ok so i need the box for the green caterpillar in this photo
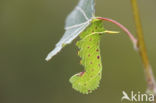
[46,0,134,95]
[69,19,105,94]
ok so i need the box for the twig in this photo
[130,0,156,101]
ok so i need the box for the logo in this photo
[121,91,154,102]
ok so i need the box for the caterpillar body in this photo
[69,19,105,94]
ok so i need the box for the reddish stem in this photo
[96,17,137,46]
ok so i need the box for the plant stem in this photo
[130,0,156,98]
[96,17,137,46]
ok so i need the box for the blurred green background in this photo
[0,0,156,103]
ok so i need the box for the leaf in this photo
[46,0,95,61]
[69,19,105,94]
